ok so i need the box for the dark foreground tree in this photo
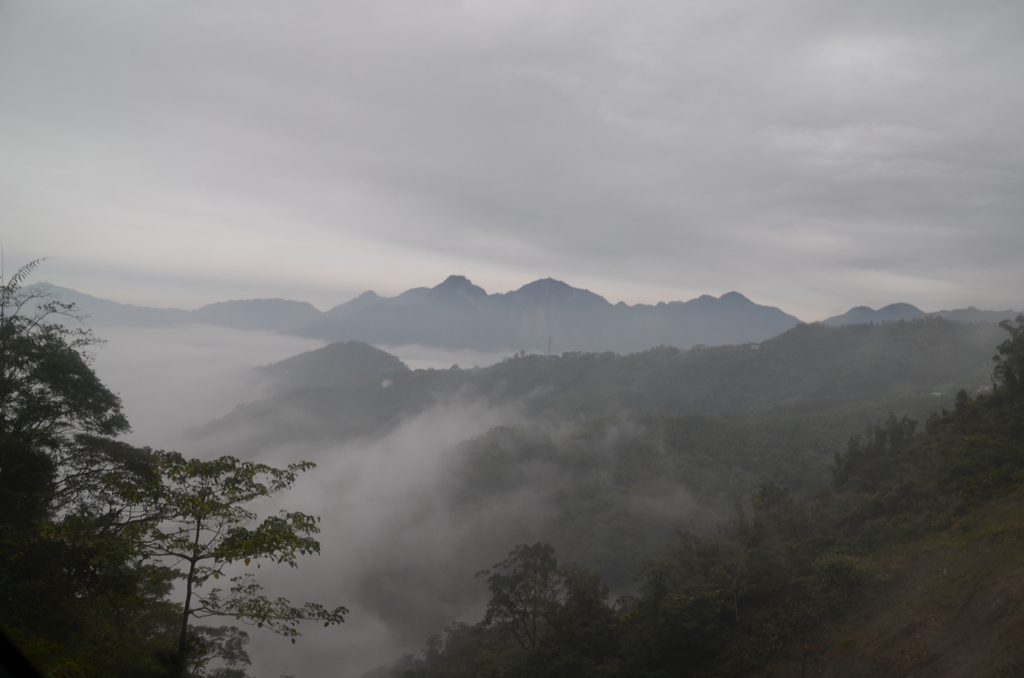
[0,261,178,675]
[1,263,347,676]
[0,259,130,528]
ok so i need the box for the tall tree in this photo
[0,260,130,525]
[994,314,1024,399]
[479,543,564,651]
[0,261,178,676]
[110,451,348,659]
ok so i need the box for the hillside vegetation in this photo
[369,315,1024,678]
[201,318,1002,446]
[748,489,1024,677]
[191,318,1007,596]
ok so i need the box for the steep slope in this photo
[748,490,1024,678]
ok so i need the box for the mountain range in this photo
[295,275,804,353]
[27,277,1017,354]
[822,302,1017,326]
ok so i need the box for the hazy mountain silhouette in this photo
[822,303,926,326]
[299,275,803,352]
[31,280,1017,353]
[823,303,1018,326]
[27,283,322,333]
[26,284,192,327]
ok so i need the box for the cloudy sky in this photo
[1,0,1022,321]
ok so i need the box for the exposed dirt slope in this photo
[749,490,1024,678]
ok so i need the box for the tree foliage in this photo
[0,261,173,676]
[479,543,563,651]
[0,260,131,524]
[110,451,349,656]
[0,264,346,677]
[993,314,1024,399]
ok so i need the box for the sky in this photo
[1,0,1022,321]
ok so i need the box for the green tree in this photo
[110,451,348,660]
[0,262,344,676]
[0,261,180,676]
[528,562,619,678]
[993,314,1024,399]
[478,543,563,651]
[0,259,130,526]
[185,625,252,678]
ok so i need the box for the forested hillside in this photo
[199,318,1002,448]
[186,319,1006,594]
[370,315,1024,678]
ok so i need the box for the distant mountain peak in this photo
[823,303,926,326]
[879,302,924,313]
[522,277,571,289]
[512,278,609,306]
[515,278,565,295]
[439,274,472,286]
[824,302,1016,327]
[430,275,487,299]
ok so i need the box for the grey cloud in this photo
[1,0,1022,318]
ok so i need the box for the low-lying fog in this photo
[89,325,539,677]
[90,327,514,450]
[91,325,325,451]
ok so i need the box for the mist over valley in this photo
[64,284,1016,677]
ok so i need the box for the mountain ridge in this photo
[823,302,1018,326]
[295,275,803,352]
[27,280,1017,354]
